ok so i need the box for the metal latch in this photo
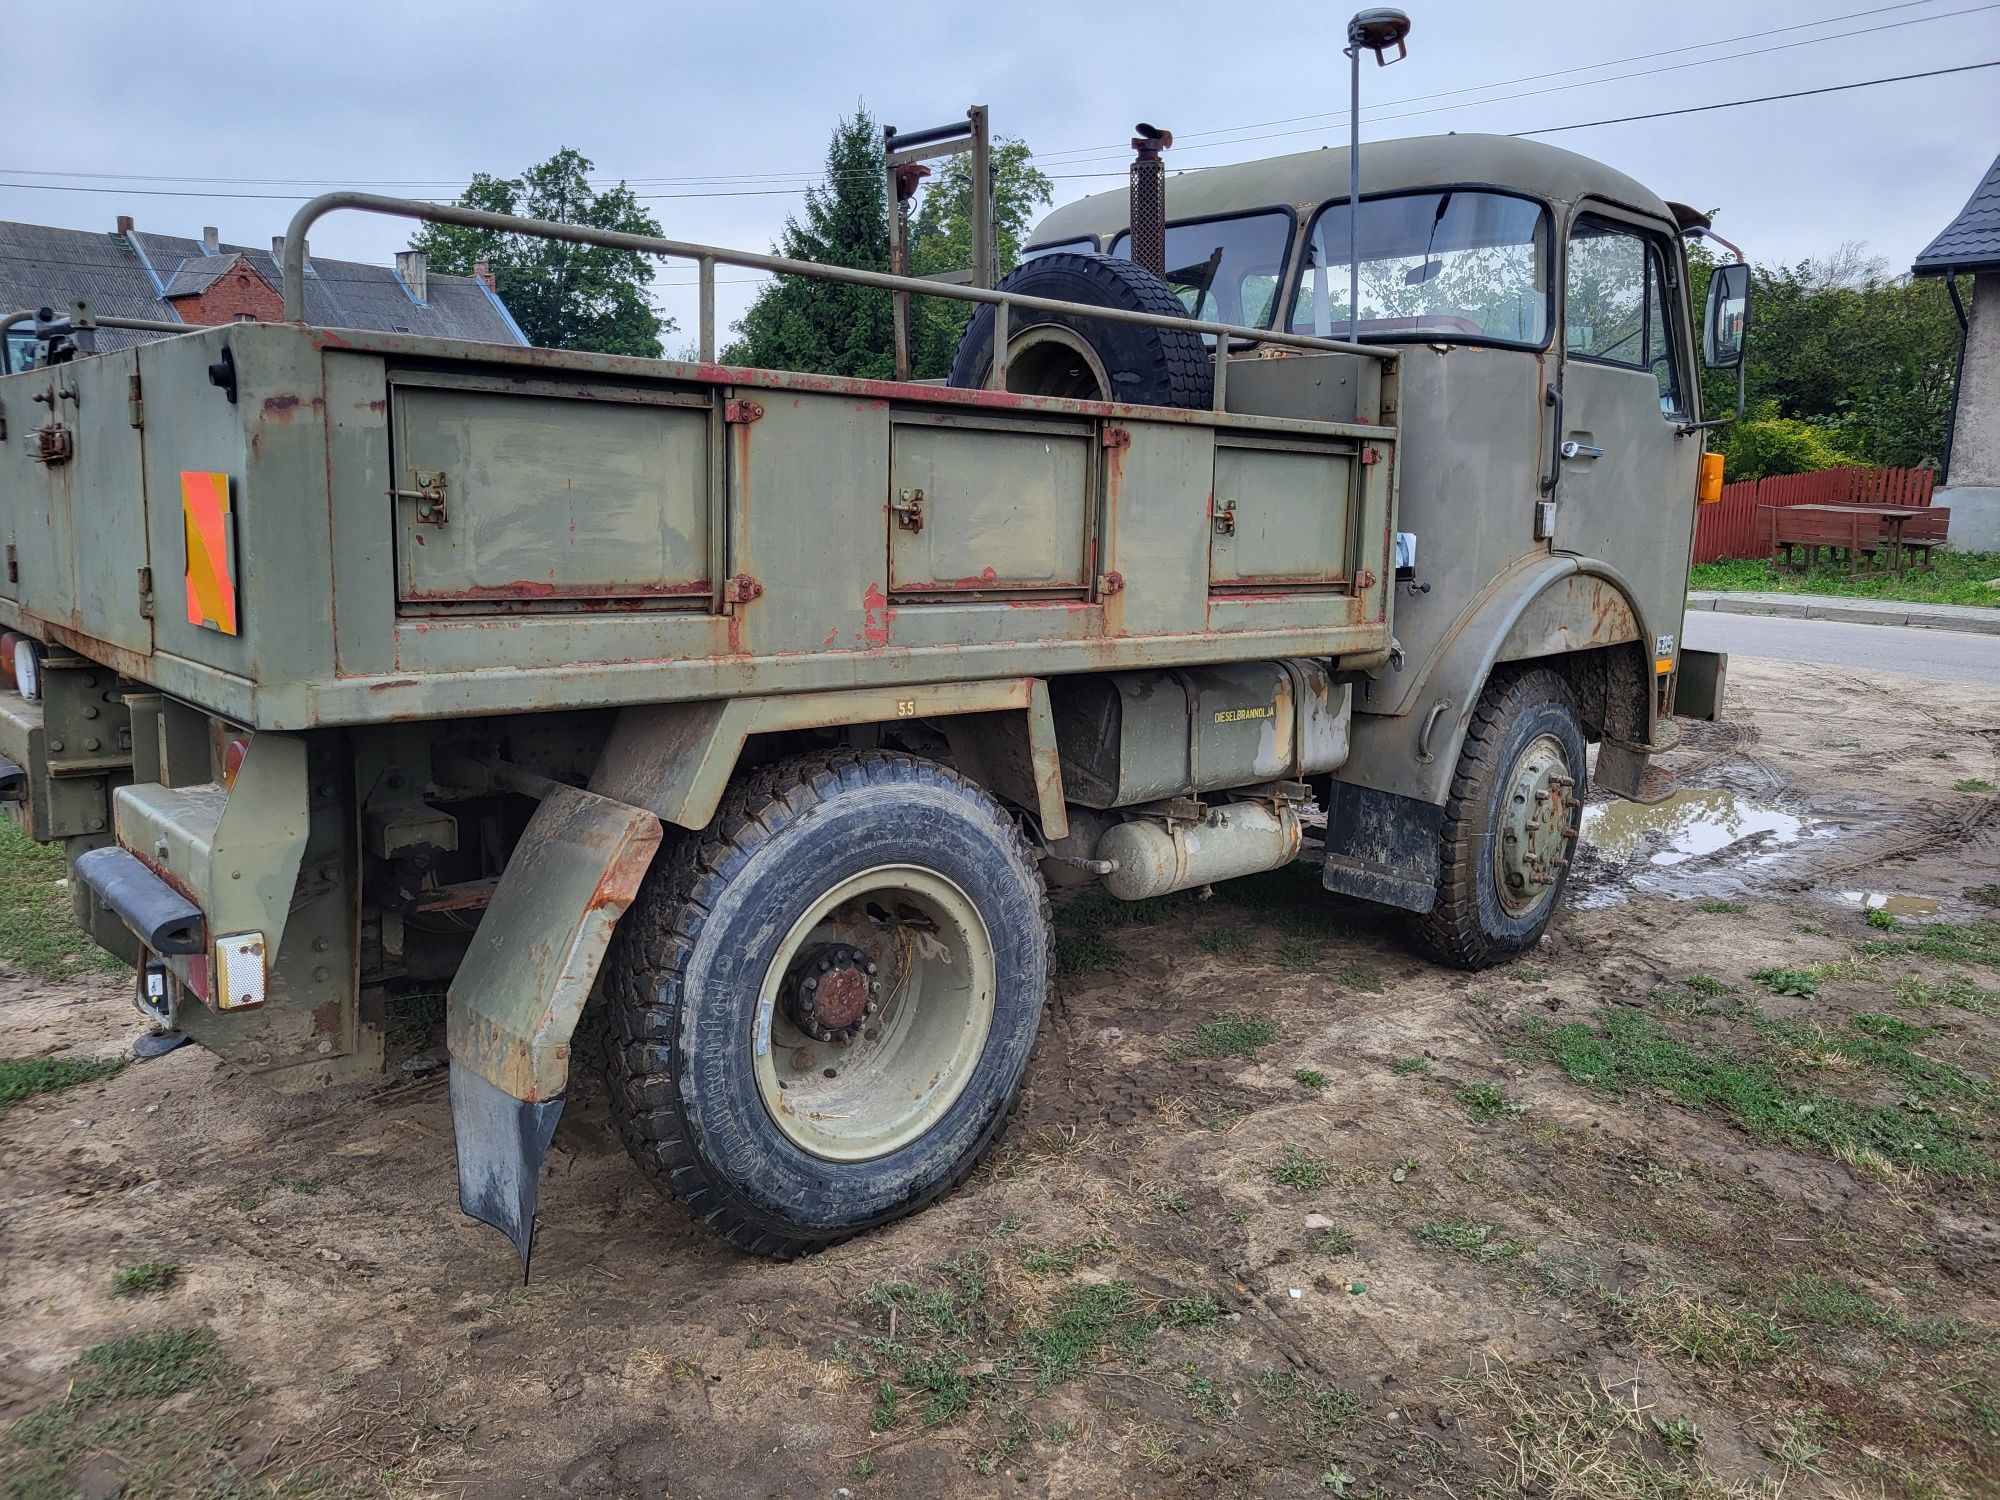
[724,398,764,424]
[28,422,72,466]
[891,487,925,532]
[1101,426,1131,450]
[391,470,449,525]
[1213,499,1236,536]
[723,573,763,604]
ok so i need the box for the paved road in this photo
[1682,610,2000,687]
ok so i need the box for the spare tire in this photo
[948,251,1213,409]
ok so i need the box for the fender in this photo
[1342,553,1656,808]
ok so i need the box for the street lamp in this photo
[1344,8,1412,342]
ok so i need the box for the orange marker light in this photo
[221,736,249,789]
[1697,451,1725,504]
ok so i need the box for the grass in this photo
[0,1053,126,1108]
[1954,778,1996,793]
[1751,966,1817,997]
[1688,550,2000,609]
[1521,1009,1988,1178]
[1391,1056,1432,1076]
[1897,972,1998,1017]
[1197,928,1254,957]
[1455,1083,1523,1123]
[1052,888,1184,976]
[1695,899,1748,915]
[1293,1068,1328,1091]
[1173,1012,1280,1061]
[6,1326,248,1497]
[112,1262,179,1297]
[1967,883,2000,908]
[1253,1368,1366,1455]
[1311,1226,1358,1256]
[1271,1146,1334,1190]
[848,1253,1190,1436]
[1445,1362,1761,1497]
[1611,1277,1795,1371]
[1419,1218,1524,1263]
[1275,935,1325,970]
[1862,918,2000,968]
[0,819,127,980]
[1777,1271,1890,1331]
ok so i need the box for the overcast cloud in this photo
[6,0,1997,342]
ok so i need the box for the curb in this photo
[1686,592,2000,636]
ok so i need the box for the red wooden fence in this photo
[1692,465,1935,565]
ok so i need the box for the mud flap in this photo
[445,784,661,1271]
[1320,781,1442,913]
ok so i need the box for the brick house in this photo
[1,215,527,368]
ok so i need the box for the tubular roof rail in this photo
[1,303,199,374]
[278,192,1391,410]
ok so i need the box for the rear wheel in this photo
[1410,669,1586,970]
[601,750,1051,1257]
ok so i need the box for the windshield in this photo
[1110,211,1293,327]
[1288,191,1550,345]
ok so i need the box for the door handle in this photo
[1560,440,1605,460]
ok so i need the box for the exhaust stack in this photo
[1128,124,1172,278]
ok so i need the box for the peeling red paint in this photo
[861,583,892,648]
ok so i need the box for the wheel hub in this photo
[784,942,880,1043]
[1497,735,1576,913]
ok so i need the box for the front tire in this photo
[601,751,1051,1257]
[1409,669,1586,970]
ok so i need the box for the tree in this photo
[723,109,896,378]
[906,139,1052,376]
[411,149,670,357]
[724,109,1052,379]
[1685,236,1959,473]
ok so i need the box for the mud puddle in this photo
[1571,785,1834,907]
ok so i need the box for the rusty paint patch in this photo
[860,583,892,649]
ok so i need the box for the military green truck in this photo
[0,131,1745,1265]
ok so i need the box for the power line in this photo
[1032,0,2000,166]
[1512,58,2000,135]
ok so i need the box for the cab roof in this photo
[1028,133,1675,246]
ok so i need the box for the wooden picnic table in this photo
[1759,502,1951,578]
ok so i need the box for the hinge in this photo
[1097,570,1124,596]
[5,545,16,585]
[137,566,155,618]
[723,573,762,604]
[1360,446,1381,466]
[724,398,764,425]
[1212,499,1236,537]
[127,372,144,429]
[0,397,7,442]
[1354,570,1376,589]
[1101,426,1130,450]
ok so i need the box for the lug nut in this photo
[804,976,817,990]
[865,961,878,975]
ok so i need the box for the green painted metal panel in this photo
[1210,440,1354,586]
[69,347,153,656]
[888,417,1092,595]
[391,383,712,604]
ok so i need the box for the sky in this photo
[5,0,1998,346]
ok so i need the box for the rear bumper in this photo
[72,845,205,955]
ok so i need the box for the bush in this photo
[1717,405,1854,480]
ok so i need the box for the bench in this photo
[1759,503,1950,578]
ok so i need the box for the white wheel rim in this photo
[751,864,996,1162]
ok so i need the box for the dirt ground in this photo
[2,657,1997,1499]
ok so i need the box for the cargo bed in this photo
[0,322,1398,731]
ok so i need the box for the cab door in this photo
[1551,207,1701,650]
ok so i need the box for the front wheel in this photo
[1409,669,1586,970]
[600,751,1051,1257]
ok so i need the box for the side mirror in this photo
[1702,262,1750,369]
